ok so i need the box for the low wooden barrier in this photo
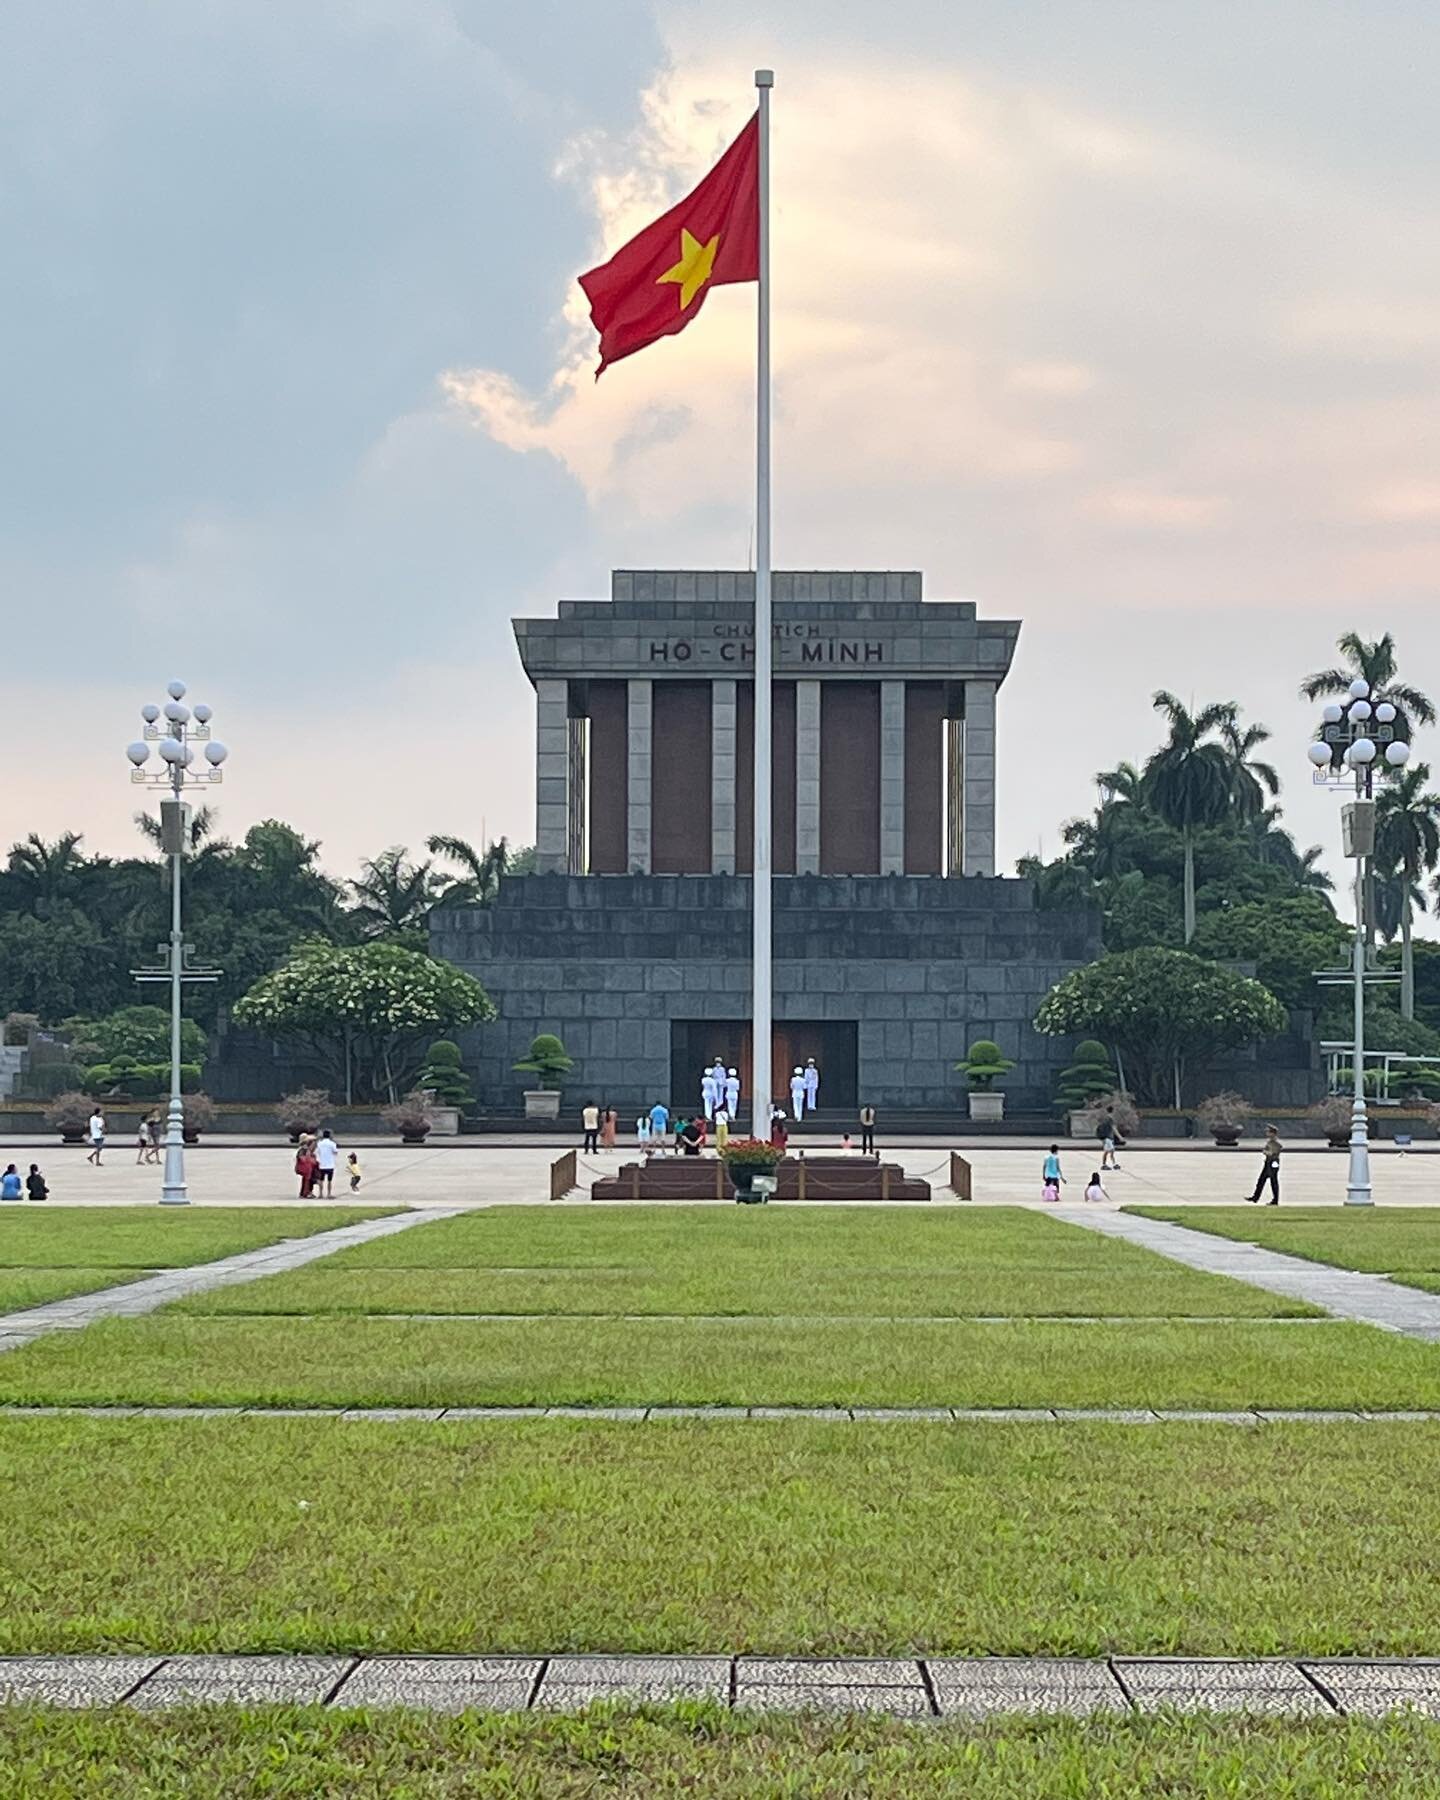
[549,1150,578,1201]
[589,1154,929,1203]
[949,1152,973,1201]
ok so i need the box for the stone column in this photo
[534,678,570,875]
[795,679,822,875]
[711,678,737,874]
[946,717,963,877]
[626,678,653,874]
[566,715,586,875]
[880,680,906,875]
[962,678,997,876]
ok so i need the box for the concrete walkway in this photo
[0,1209,465,1354]
[1056,1207,1440,1342]
[4,1652,1440,1716]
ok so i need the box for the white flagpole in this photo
[751,67,774,1133]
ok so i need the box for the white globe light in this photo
[192,703,213,724]
[158,737,184,764]
[125,741,150,767]
[1376,702,1397,723]
[163,700,190,723]
[1348,700,1372,722]
[1306,742,1332,767]
[1386,741,1411,767]
[1321,703,1343,724]
[1351,737,1377,764]
[141,703,161,724]
[178,743,194,766]
[167,680,187,700]
[1349,678,1370,698]
[204,741,228,766]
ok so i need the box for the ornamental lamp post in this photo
[1307,680,1411,1207]
[126,683,227,1204]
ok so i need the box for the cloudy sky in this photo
[7,0,1440,893]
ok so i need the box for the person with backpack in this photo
[1096,1106,1122,1171]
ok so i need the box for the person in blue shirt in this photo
[0,1164,23,1202]
[648,1101,670,1145]
[1041,1144,1064,1201]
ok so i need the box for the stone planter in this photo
[58,1128,86,1145]
[728,1164,778,1204]
[967,1092,1006,1123]
[183,1129,200,1146]
[430,1106,461,1137]
[523,1089,562,1120]
[1210,1127,1242,1147]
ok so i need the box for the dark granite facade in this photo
[431,874,1103,1115]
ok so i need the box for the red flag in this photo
[579,115,759,375]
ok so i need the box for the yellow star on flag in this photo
[657,227,720,310]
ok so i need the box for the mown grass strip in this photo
[0,1316,1431,1410]
[0,1268,150,1313]
[1123,1206,1440,1275]
[5,1419,1440,1656]
[0,1207,402,1271]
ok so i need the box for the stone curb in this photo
[6,1654,1440,1715]
[1,1404,1437,1423]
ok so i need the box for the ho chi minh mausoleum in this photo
[431,570,1101,1122]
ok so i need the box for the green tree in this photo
[1375,762,1440,1020]
[1142,693,1236,944]
[234,942,494,1103]
[1301,631,1437,737]
[349,847,442,947]
[133,804,223,855]
[65,1004,207,1068]
[1221,714,1280,822]
[1190,895,1349,1010]
[1035,948,1287,1108]
[426,835,515,907]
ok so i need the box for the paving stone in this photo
[1154,1410,1263,1424]
[951,1408,1056,1422]
[333,1658,539,1712]
[1361,1411,1440,1422]
[536,1656,729,1706]
[736,1683,932,1716]
[1052,1409,1159,1423]
[242,1407,344,1418]
[1253,1411,1363,1423]
[440,1407,546,1419]
[130,1656,354,1707]
[544,1407,646,1420]
[0,1657,162,1707]
[739,1658,923,1688]
[748,1407,851,1421]
[644,1407,750,1420]
[1304,1663,1440,1716]
[932,1682,1129,1717]
[1117,1660,1331,1714]
[340,1409,446,1422]
[850,1408,952,1421]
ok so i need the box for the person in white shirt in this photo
[85,1110,106,1166]
[314,1129,339,1196]
[724,1067,740,1119]
[803,1059,820,1113]
[700,1068,718,1120]
[789,1067,807,1120]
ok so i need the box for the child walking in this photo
[1041,1143,1064,1202]
[346,1152,363,1193]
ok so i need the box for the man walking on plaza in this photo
[85,1108,105,1166]
[1097,1106,1121,1171]
[581,1101,600,1155]
[1247,1126,1282,1205]
[314,1128,339,1197]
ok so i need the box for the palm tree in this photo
[1301,631,1436,736]
[5,832,88,905]
[425,834,513,907]
[1221,714,1280,822]
[133,804,221,855]
[1375,762,1440,1018]
[1142,693,1236,943]
[349,846,442,941]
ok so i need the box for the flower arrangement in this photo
[718,1137,784,1168]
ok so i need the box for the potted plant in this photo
[417,1039,472,1136]
[44,1089,96,1145]
[719,1136,784,1204]
[1309,1094,1359,1148]
[275,1088,331,1144]
[383,1088,435,1145]
[1056,1039,1118,1117]
[513,1033,573,1120]
[1194,1090,1253,1148]
[182,1092,217,1145]
[955,1039,1015,1122]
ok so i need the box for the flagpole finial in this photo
[755,68,774,87]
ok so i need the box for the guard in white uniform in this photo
[803,1058,820,1113]
[724,1067,740,1118]
[789,1066,807,1120]
[700,1068,718,1120]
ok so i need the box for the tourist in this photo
[859,1103,876,1155]
[724,1067,740,1118]
[581,1101,600,1155]
[134,1117,150,1165]
[1097,1106,1121,1171]
[714,1110,730,1150]
[0,1164,21,1201]
[789,1066,807,1120]
[637,1112,652,1155]
[700,1065,719,1120]
[1247,1126,1282,1205]
[648,1099,669,1146]
[679,1115,703,1156]
[25,1163,48,1202]
[85,1107,105,1166]
[346,1151,363,1193]
[601,1106,618,1152]
[1041,1143,1064,1201]
[1083,1170,1108,1203]
[294,1134,319,1199]
[314,1128,339,1197]
[803,1058,820,1114]
[769,1107,789,1151]
[144,1110,163,1164]
[841,1131,853,1153]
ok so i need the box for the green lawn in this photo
[0,1268,147,1312]
[0,1314,1433,1408]
[5,1418,1440,1655]
[0,1206,400,1269]
[4,1710,1440,1800]
[165,1264,1318,1319]
[1127,1207,1440,1295]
